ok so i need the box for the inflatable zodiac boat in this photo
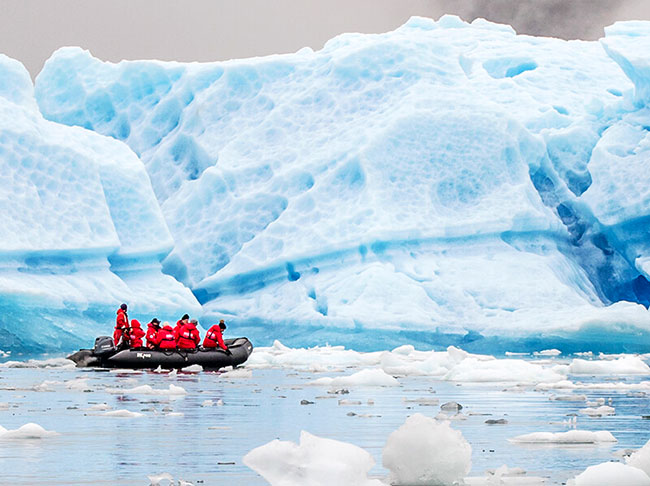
[67,336,253,370]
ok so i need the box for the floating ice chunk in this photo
[0,423,58,439]
[165,412,184,417]
[102,409,143,418]
[444,357,565,383]
[0,358,74,369]
[628,439,650,476]
[568,461,650,486]
[580,405,615,416]
[310,369,399,387]
[550,394,587,401]
[147,472,174,486]
[103,409,144,418]
[201,400,214,407]
[568,356,650,375]
[106,384,187,395]
[220,368,253,379]
[65,378,90,391]
[534,349,561,357]
[243,430,383,486]
[382,413,471,485]
[87,403,111,411]
[510,430,617,444]
[181,364,203,373]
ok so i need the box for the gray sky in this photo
[2,0,649,77]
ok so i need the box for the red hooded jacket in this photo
[203,325,228,351]
[156,325,177,350]
[129,320,145,348]
[146,322,160,349]
[173,319,187,342]
[177,322,201,349]
[114,308,129,344]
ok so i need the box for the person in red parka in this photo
[114,303,129,347]
[145,318,161,349]
[203,319,229,352]
[129,319,146,349]
[177,318,201,350]
[174,314,190,342]
[156,322,177,350]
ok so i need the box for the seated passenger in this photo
[174,314,190,341]
[177,318,201,350]
[129,319,145,349]
[156,322,177,350]
[146,318,161,349]
[203,319,229,352]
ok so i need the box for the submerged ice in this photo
[4,15,650,351]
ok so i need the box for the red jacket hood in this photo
[131,319,141,328]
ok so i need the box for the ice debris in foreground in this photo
[568,462,650,486]
[244,413,471,486]
[243,430,383,486]
[383,413,471,485]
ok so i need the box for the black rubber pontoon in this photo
[67,337,253,370]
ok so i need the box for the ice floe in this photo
[103,409,144,418]
[383,413,471,485]
[105,384,187,395]
[568,462,650,485]
[243,430,383,486]
[510,430,617,444]
[0,423,58,439]
[310,369,399,387]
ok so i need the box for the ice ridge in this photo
[12,15,650,351]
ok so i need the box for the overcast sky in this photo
[2,0,649,77]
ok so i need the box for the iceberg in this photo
[3,15,650,352]
[0,54,199,353]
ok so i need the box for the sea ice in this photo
[628,439,650,476]
[0,422,58,439]
[382,413,471,485]
[102,409,144,418]
[243,430,383,486]
[509,430,617,444]
[568,462,650,486]
[310,368,399,387]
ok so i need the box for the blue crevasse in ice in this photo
[14,15,650,351]
[0,55,199,353]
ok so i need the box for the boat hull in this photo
[67,337,253,370]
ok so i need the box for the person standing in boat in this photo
[155,322,178,350]
[129,319,145,349]
[177,318,201,350]
[145,318,161,349]
[174,314,190,342]
[114,303,129,347]
[203,319,229,353]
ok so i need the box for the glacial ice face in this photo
[30,16,650,350]
[0,56,199,353]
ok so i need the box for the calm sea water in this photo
[1,359,649,485]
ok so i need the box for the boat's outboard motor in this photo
[93,336,116,356]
